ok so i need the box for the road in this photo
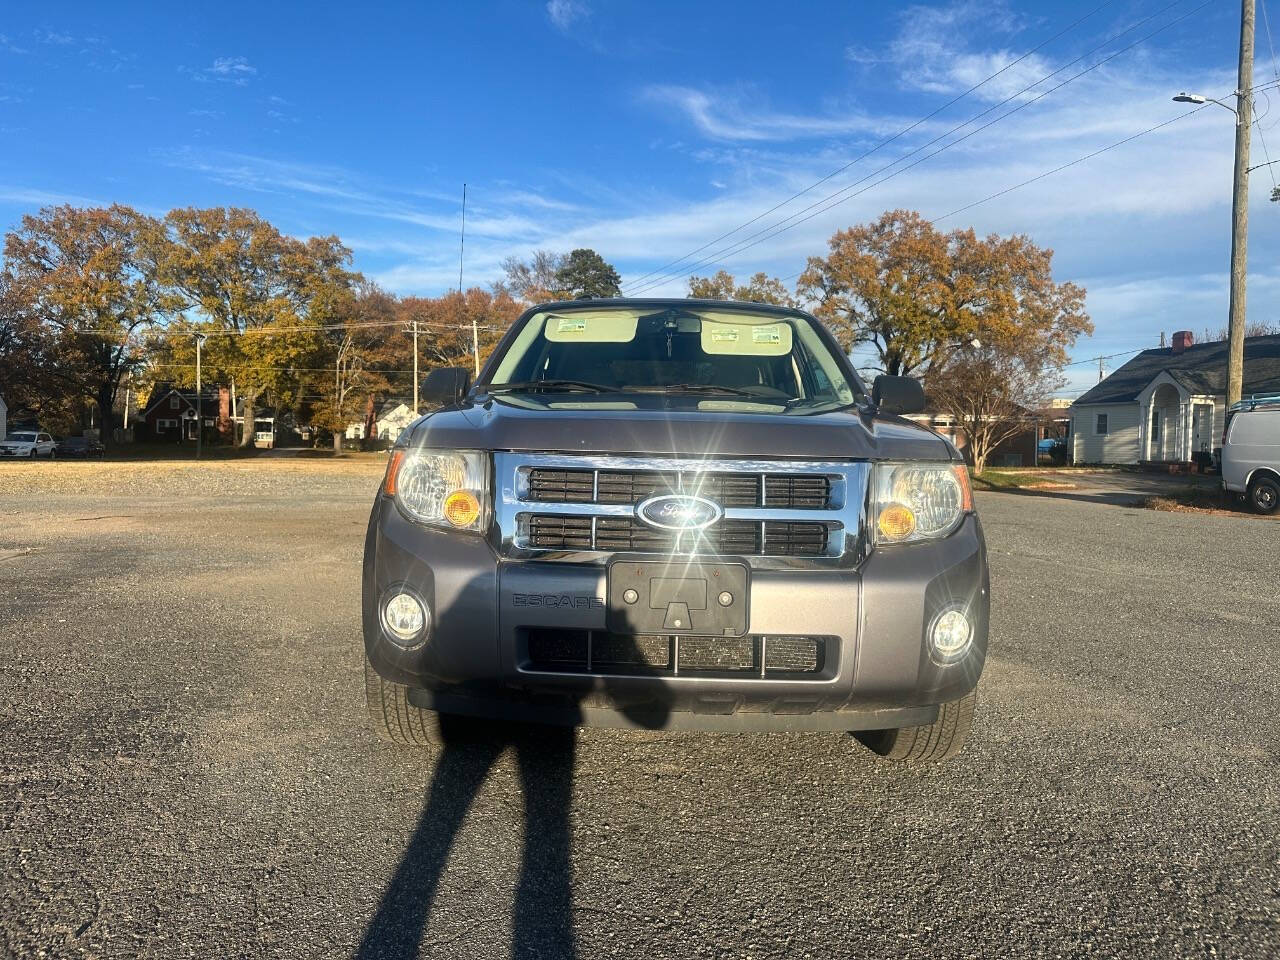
[1,461,1277,959]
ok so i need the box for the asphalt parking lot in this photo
[1,461,1277,959]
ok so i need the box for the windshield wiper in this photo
[483,379,612,394]
[625,383,758,398]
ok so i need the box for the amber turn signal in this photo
[951,463,974,512]
[442,490,481,527]
[877,503,917,541]
[383,450,405,497]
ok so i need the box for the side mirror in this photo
[421,367,471,407]
[872,375,926,416]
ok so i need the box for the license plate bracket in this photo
[607,559,749,636]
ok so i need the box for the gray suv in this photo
[362,300,989,763]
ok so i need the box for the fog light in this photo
[381,591,429,646]
[929,608,972,663]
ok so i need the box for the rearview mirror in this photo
[421,367,471,407]
[872,375,926,416]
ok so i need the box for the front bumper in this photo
[362,497,989,732]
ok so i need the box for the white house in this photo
[375,400,418,444]
[1070,331,1280,464]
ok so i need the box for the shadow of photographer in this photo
[356,688,671,960]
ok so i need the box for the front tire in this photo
[853,689,977,763]
[363,658,445,747]
[1248,475,1279,515]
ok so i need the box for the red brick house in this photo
[140,384,231,442]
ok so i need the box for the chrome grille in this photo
[498,454,867,564]
[526,467,826,508]
[525,514,830,556]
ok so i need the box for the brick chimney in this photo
[217,386,233,440]
[1171,330,1194,354]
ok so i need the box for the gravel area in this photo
[0,457,388,499]
[1,464,1276,959]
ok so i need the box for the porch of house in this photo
[1136,376,1218,466]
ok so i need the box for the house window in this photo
[169,395,180,410]
[1095,414,1109,435]
[1150,408,1160,443]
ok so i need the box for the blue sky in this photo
[0,0,1274,395]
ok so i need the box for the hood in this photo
[406,397,953,461]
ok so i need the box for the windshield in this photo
[9,433,35,442]
[483,306,862,414]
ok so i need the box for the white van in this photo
[1222,395,1280,514]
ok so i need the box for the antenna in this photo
[459,183,478,377]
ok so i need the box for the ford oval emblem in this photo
[635,494,723,531]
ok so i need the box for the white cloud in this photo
[0,185,98,207]
[546,0,590,32]
[844,0,1061,104]
[643,85,889,142]
[187,56,257,86]
[150,12,1280,382]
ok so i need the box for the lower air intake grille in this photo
[524,630,828,677]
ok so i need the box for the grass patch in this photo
[292,448,390,461]
[971,470,1078,492]
[104,443,264,461]
[1140,486,1243,515]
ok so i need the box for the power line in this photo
[1260,0,1280,186]
[1063,347,1146,368]
[621,0,1117,291]
[764,82,1264,288]
[147,362,421,374]
[627,0,1211,295]
[930,105,1208,223]
[61,320,502,344]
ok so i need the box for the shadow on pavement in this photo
[977,471,1225,508]
[357,696,671,960]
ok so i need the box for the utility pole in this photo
[412,316,420,415]
[195,334,206,460]
[1098,357,1104,383]
[1228,0,1255,408]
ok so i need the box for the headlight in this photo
[385,448,490,533]
[870,461,972,545]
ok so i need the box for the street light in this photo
[1171,0,1254,408]
[1172,91,1240,121]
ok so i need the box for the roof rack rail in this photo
[1229,392,1280,412]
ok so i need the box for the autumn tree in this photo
[498,250,563,302]
[0,271,56,420]
[688,270,796,306]
[307,281,400,452]
[2,205,167,449]
[401,287,523,375]
[798,210,955,374]
[155,208,358,446]
[926,231,1090,472]
[553,248,621,299]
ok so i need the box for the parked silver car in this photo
[0,430,57,459]
[1221,395,1280,514]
